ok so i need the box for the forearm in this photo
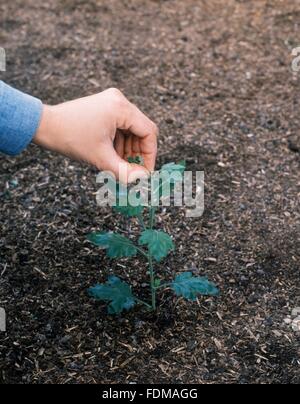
[0,81,43,155]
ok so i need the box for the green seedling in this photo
[87,160,219,314]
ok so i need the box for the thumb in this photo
[100,144,149,184]
[127,163,150,184]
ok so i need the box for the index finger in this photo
[120,103,158,172]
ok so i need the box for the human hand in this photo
[34,88,158,183]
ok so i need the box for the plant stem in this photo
[148,255,156,311]
[137,214,146,231]
[149,207,157,229]
[154,282,171,290]
[134,297,152,310]
[136,247,149,259]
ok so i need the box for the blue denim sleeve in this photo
[0,81,43,156]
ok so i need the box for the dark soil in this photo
[0,0,300,384]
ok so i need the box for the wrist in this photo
[33,104,58,150]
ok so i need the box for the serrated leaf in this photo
[153,161,186,200]
[139,230,175,262]
[171,272,219,301]
[88,276,136,314]
[87,232,137,258]
[114,204,144,218]
[113,183,144,218]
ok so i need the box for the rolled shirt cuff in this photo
[0,81,43,155]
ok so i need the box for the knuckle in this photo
[107,87,124,100]
[107,88,129,111]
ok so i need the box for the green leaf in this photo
[88,276,136,314]
[114,183,144,218]
[171,272,219,301]
[154,161,186,200]
[139,230,175,262]
[114,204,144,218]
[87,232,138,258]
[128,156,144,165]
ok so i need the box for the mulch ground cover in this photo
[0,0,299,384]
